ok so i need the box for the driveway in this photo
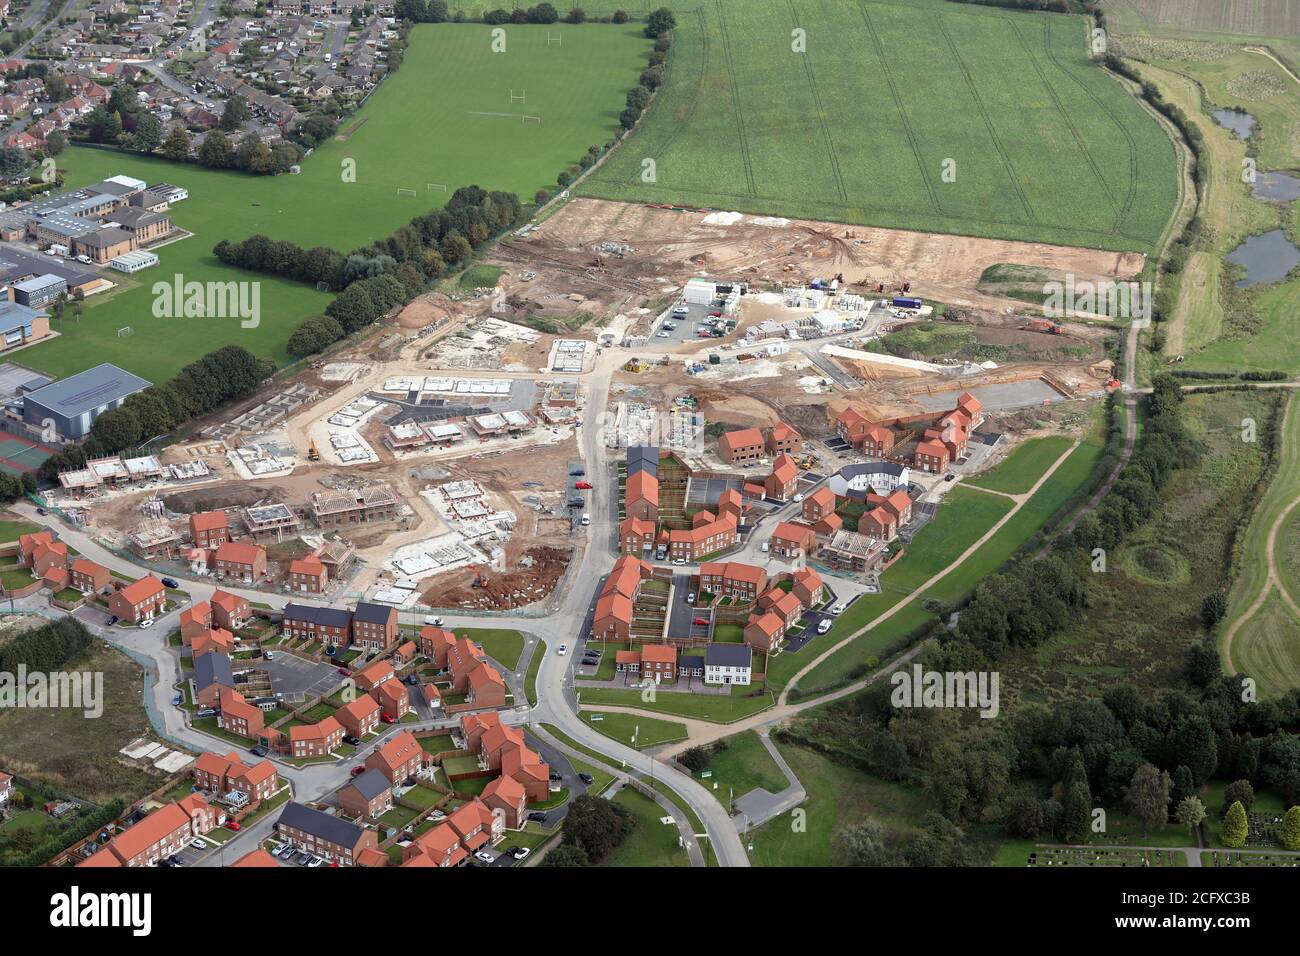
[258,654,341,702]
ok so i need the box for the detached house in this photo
[718,427,764,464]
[288,715,344,759]
[69,558,110,594]
[764,453,799,502]
[288,554,328,593]
[365,730,424,785]
[189,510,229,548]
[211,589,250,631]
[213,541,267,582]
[338,768,393,821]
[108,575,166,623]
[335,693,381,739]
[769,521,817,559]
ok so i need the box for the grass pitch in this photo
[578,0,1178,252]
[19,23,646,382]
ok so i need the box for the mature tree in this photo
[1221,800,1248,848]
[527,2,558,23]
[45,130,67,155]
[645,6,676,37]
[0,146,28,177]
[1223,779,1254,814]
[1125,763,1171,837]
[1185,642,1220,688]
[1170,716,1218,786]
[1280,806,1300,851]
[836,819,892,866]
[1003,793,1045,838]
[1200,590,1228,629]
[219,96,251,132]
[565,6,586,23]
[236,134,273,174]
[161,125,192,161]
[539,844,589,867]
[559,795,633,863]
[128,112,163,153]
[198,129,234,168]
[1175,796,1206,836]
[287,315,344,356]
[626,85,651,110]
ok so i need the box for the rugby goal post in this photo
[509,89,525,104]
[547,32,561,46]
[397,187,418,197]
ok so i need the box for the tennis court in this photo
[0,434,54,476]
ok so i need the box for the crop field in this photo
[1106,0,1300,71]
[575,0,1178,252]
[17,23,646,382]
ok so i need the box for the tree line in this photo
[0,616,94,678]
[38,346,275,480]
[214,186,523,358]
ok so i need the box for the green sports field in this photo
[16,23,647,382]
[575,0,1179,252]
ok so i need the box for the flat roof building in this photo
[22,362,151,440]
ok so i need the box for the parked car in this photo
[106,616,118,626]
[307,856,325,868]
[138,618,154,629]
[36,507,47,515]
[761,542,770,552]
[474,850,494,863]
[574,480,593,490]
[830,603,847,615]
[549,770,562,781]
[673,558,686,566]
[578,773,594,785]
[171,693,183,706]
[250,746,268,757]
[161,577,179,588]
[693,617,709,626]
[195,708,217,718]
[263,652,275,661]
[338,667,350,675]
[424,616,443,626]
[189,838,210,850]
[343,734,360,746]
[381,714,396,724]
[656,331,670,338]
[224,820,240,831]
[944,473,956,481]
[687,592,696,603]
[511,847,532,860]
[557,644,567,656]
[527,811,547,823]
[817,618,833,635]
[792,493,804,503]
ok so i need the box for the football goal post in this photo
[522,115,542,124]
[117,326,133,337]
[397,187,418,197]
[427,183,447,192]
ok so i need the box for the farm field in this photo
[1105,0,1300,75]
[576,0,1179,252]
[17,23,647,382]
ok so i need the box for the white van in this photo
[581,513,590,526]
[424,615,443,626]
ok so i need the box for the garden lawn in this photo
[579,710,687,749]
[458,628,526,670]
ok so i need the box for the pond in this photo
[1225,230,1300,287]
[1212,108,1256,140]
[1252,171,1300,204]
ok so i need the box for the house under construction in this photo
[307,483,401,529]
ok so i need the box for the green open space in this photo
[692,731,788,809]
[579,710,688,749]
[21,23,648,382]
[966,435,1076,495]
[600,786,689,868]
[457,628,526,671]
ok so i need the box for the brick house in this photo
[192,628,236,659]
[482,774,527,829]
[880,488,913,526]
[641,643,677,683]
[769,521,817,558]
[194,652,235,708]
[792,567,825,608]
[337,768,393,821]
[275,801,377,866]
[211,589,250,631]
[615,649,641,674]
[418,626,456,664]
[403,823,467,867]
[78,796,219,868]
[335,694,381,739]
[764,453,799,501]
[287,554,328,593]
[858,506,898,541]
[107,576,166,623]
[179,601,212,643]
[835,408,872,448]
[17,530,56,566]
[466,664,507,708]
[914,438,950,474]
[744,611,785,654]
[802,487,837,524]
[216,689,265,739]
[625,469,659,521]
[862,424,896,458]
[365,730,424,785]
[29,539,67,577]
[593,591,633,642]
[698,562,768,604]
[446,797,505,853]
[758,588,804,628]
[374,678,412,720]
[189,511,229,548]
[620,516,656,555]
[668,511,739,563]
[766,423,802,457]
[194,750,278,803]
[718,427,764,463]
[288,716,344,759]
[69,558,110,594]
[351,602,398,651]
[213,541,267,582]
[282,604,351,645]
[477,723,549,802]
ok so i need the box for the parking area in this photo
[784,588,857,653]
[686,474,746,505]
[651,301,726,344]
[667,574,710,639]
[259,655,343,702]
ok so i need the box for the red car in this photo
[708,310,722,317]
[224,820,240,831]
[574,481,593,490]
[350,766,366,777]
[693,617,709,626]
[338,667,350,676]
[381,714,395,724]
